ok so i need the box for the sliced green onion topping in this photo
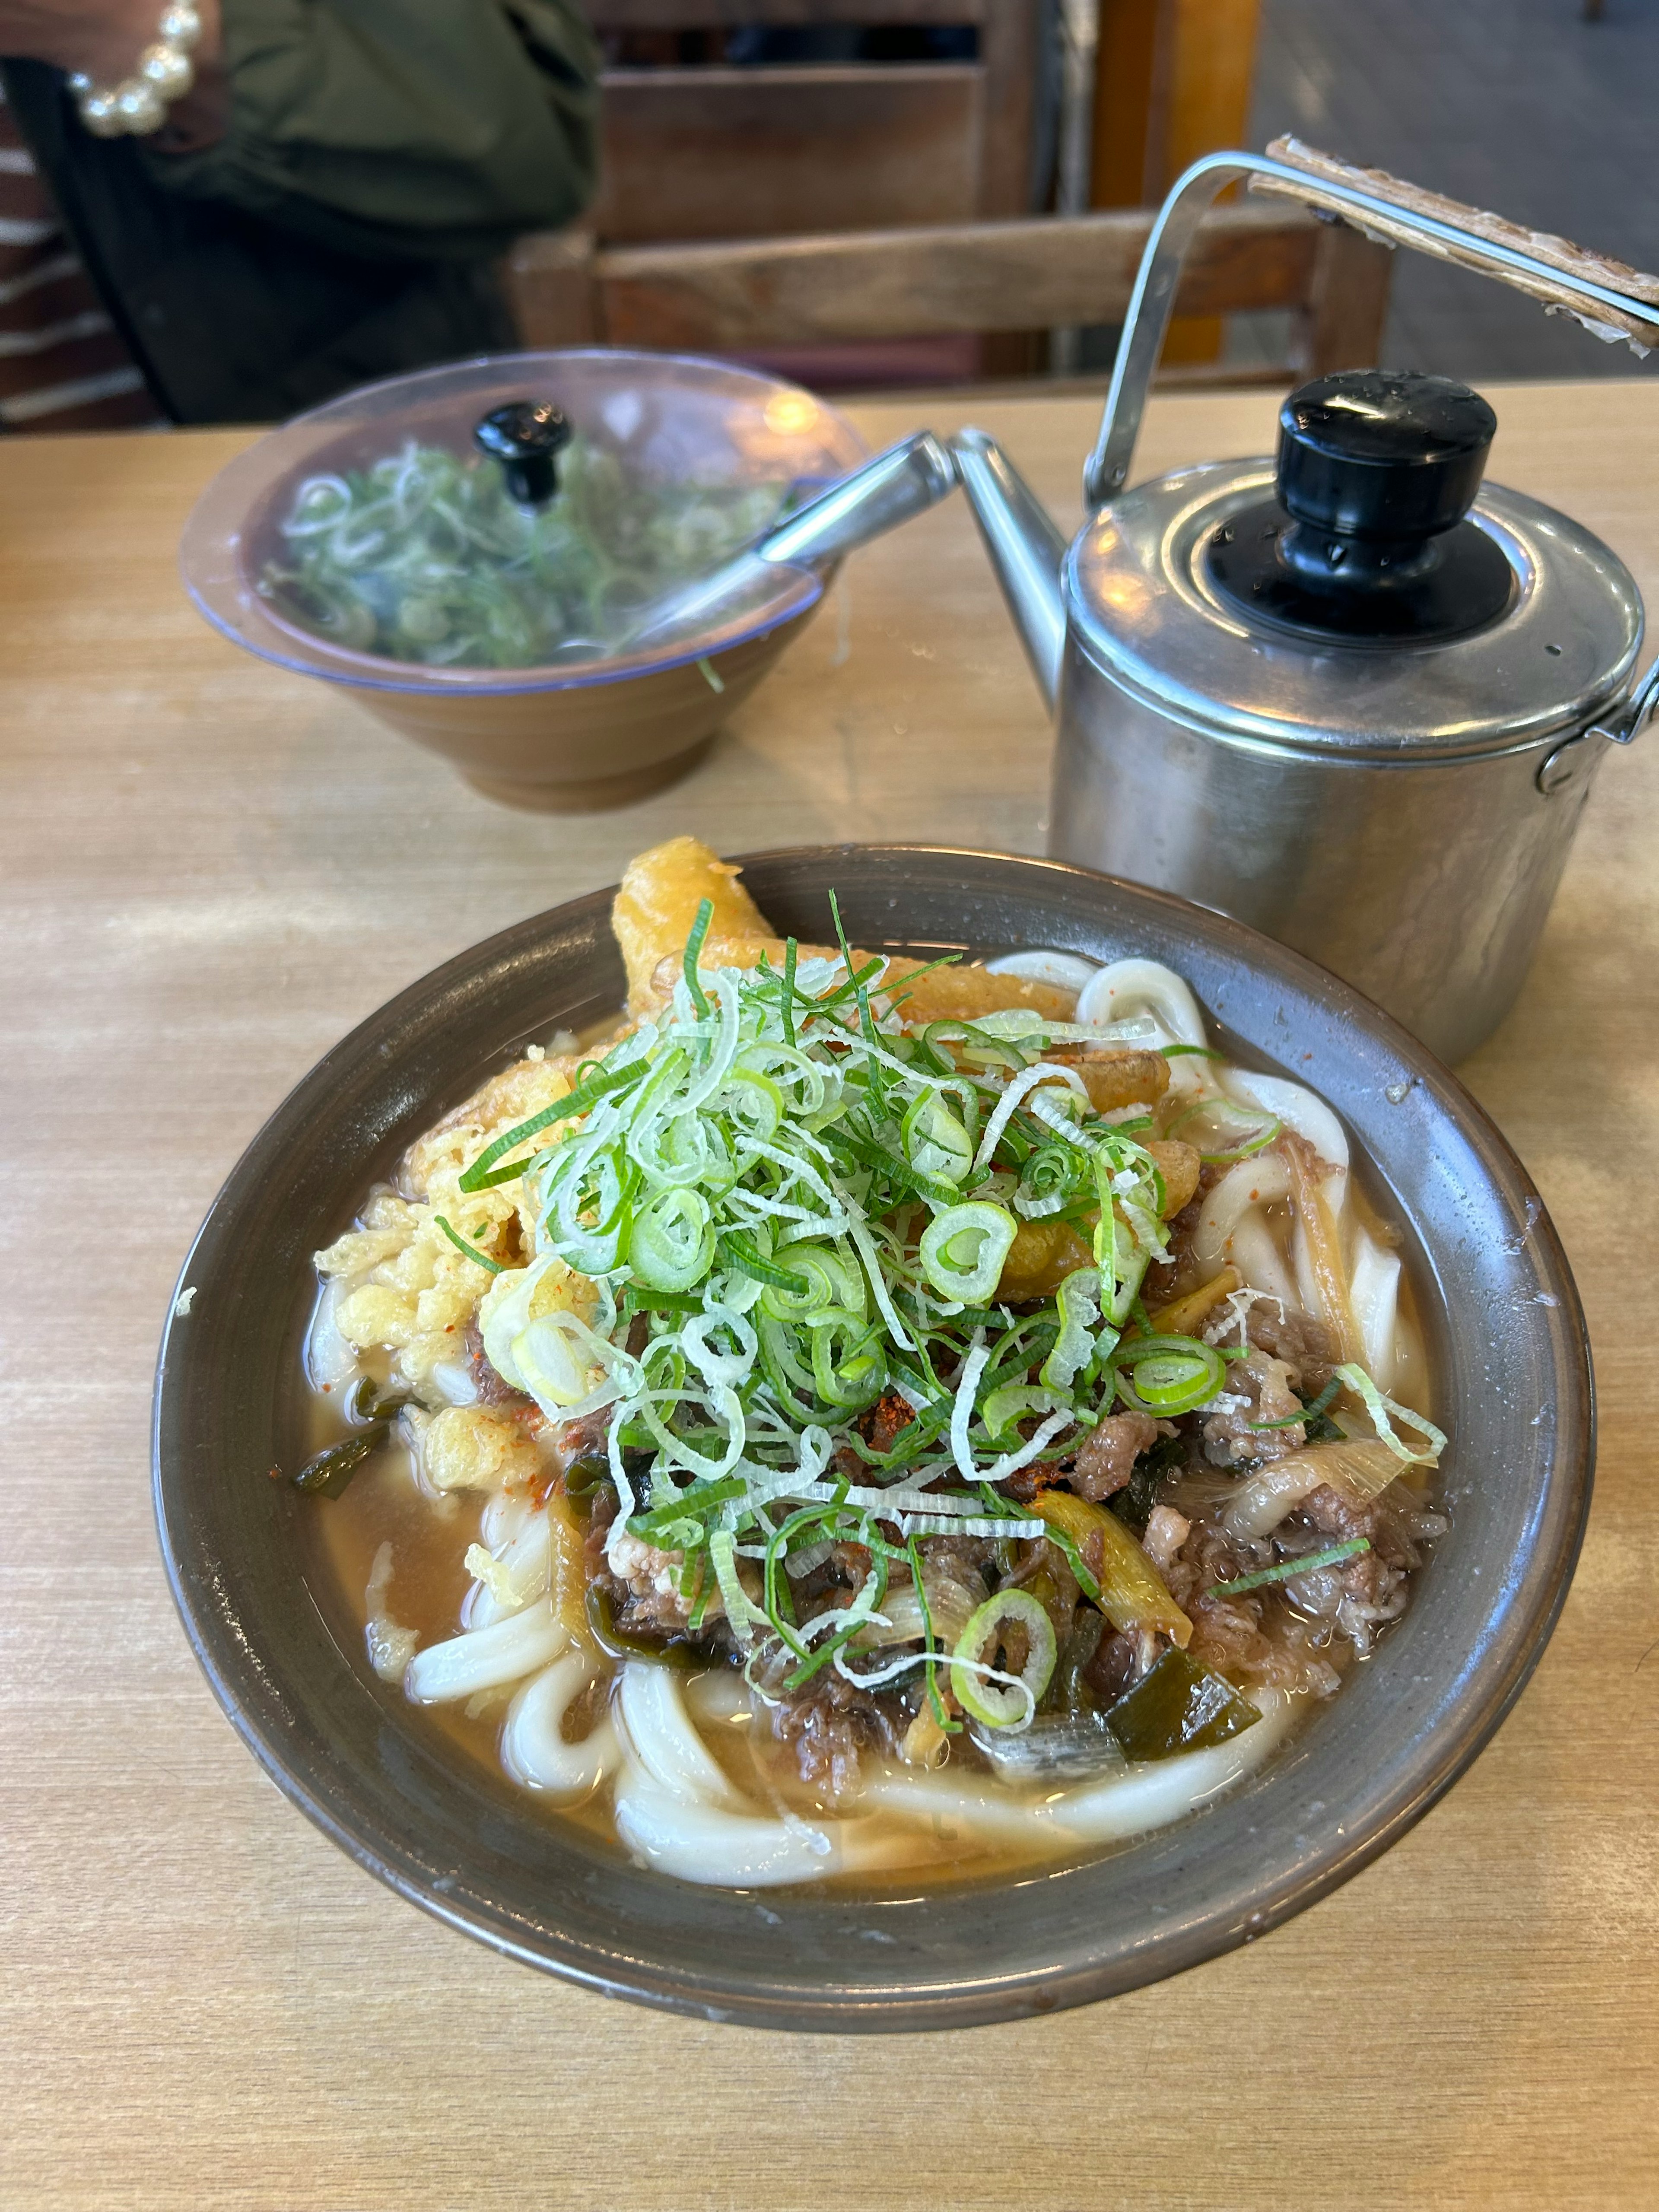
[901,1088,974,1186]
[629,1185,715,1292]
[458,1058,644,1192]
[682,895,714,1018]
[429,899,1437,1691]
[721,1233,810,1293]
[1115,1333,1227,1415]
[950,1589,1057,1728]
[1040,1266,1103,1392]
[1166,1094,1283,1166]
[810,1310,887,1411]
[918,1201,1018,1304]
[980,1382,1063,1445]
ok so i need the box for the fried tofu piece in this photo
[645,932,1077,1024]
[996,1218,1095,1303]
[405,1053,582,1185]
[613,837,772,1014]
[617,836,1079,1023]
[1144,1137,1201,1217]
[877,955,1075,1026]
[1066,1048,1171,1113]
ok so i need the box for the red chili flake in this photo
[268,1464,285,1481]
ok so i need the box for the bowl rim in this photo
[175,347,869,697]
[152,845,1594,2031]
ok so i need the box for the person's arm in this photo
[155,0,601,257]
[0,0,601,261]
[0,0,222,84]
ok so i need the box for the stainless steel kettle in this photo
[953,139,1659,1062]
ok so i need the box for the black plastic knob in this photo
[474,400,572,507]
[1204,368,1514,645]
[1277,370,1497,543]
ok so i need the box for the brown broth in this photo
[302,1420,1115,1886]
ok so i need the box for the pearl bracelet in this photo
[69,1,203,139]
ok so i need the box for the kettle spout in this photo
[950,429,1068,714]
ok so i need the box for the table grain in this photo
[3,381,1656,2212]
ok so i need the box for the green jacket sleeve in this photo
[144,0,602,262]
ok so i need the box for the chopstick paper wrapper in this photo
[1253,135,1659,356]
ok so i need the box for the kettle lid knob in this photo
[1278,369,1496,542]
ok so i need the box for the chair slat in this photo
[585,0,986,22]
[592,65,985,243]
[581,205,1325,350]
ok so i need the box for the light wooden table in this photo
[3,381,1656,2212]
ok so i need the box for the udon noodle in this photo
[298,838,1446,1889]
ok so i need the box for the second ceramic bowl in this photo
[179,351,868,811]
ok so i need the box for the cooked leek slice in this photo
[1030,1490,1192,1648]
[1144,1265,1241,1338]
[1335,1362,1447,1465]
[1224,1436,1402,1541]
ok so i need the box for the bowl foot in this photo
[462,738,714,814]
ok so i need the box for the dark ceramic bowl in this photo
[152,849,1592,2031]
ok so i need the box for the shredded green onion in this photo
[458,1058,643,1192]
[1208,1537,1370,1596]
[1166,1093,1283,1165]
[262,436,792,671]
[433,1215,503,1273]
[445,906,1424,1688]
[682,895,714,1019]
[1252,1376,1340,1432]
[1335,1363,1448,1465]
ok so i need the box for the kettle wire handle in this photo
[1591,653,1659,748]
[1084,137,1659,513]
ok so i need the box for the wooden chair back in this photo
[582,3,1043,242]
[505,203,1393,386]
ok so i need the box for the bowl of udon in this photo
[178,353,867,812]
[152,841,1591,2028]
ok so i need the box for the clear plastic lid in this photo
[179,350,868,695]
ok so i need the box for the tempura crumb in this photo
[421,1406,543,1493]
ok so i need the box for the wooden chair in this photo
[505,202,1393,389]
[582,2,1046,243]
[578,2,1047,376]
